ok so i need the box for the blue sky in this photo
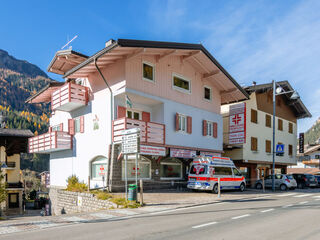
[0,0,319,133]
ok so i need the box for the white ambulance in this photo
[187,156,246,193]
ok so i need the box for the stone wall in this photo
[49,187,117,216]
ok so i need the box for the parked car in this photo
[314,175,320,188]
[292,174,317,188]
[255,174,297,191]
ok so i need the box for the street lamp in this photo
[272,80,300,191]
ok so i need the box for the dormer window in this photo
[142,62,155,82]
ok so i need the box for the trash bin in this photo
[128,184,137,201]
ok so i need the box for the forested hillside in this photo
[304,118,320,145]
[0,49,53,172]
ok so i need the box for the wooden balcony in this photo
[113,118,165,145]
[28,131,72,153]
[52,82,88,112]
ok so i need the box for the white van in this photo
[187,156,246,193]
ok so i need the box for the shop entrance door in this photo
[8,193,19,208]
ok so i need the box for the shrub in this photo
[66,175,87,192]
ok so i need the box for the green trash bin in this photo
[128,184,137,201]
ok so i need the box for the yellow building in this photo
[0,129,33,215]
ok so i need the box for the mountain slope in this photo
[304,118,320,144]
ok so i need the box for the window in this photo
[214,167,232,175]
[265,114,271,128]
[204,86,212,101]
[91,157,107,180]
[190,165,207,175]
[122,155,151,180]
[142,62,154,82]
[265,140,271,153]
[52,124,62,132]
[251,137,258,151]
[127,109,141,120]
[288,122,293,134]
[289,144,293,156]
[160,159,182,180]
[178,114,187,132]
[172,74,191,93]
[251,109,258,123]
[206,121,214,136]
[74,117,81,133]
[278,119,283,131]
[233,168,242,176]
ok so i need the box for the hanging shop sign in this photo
[199,151,221,157]
[229,103,246,144]
[140,145,166,156]
[170,148,197,158]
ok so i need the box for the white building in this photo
[27,39,248,191]
[221,81,311,186]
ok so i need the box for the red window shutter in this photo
[68,119,75,135]
[117,106,126,119]
[59,123,63,132]
[80,116,84,133]
[49,127,52,133]
[142,111,151,122]
[175,113,179,131]
[187,116,192,134]
[203,120,207,136]
[213,122,218,138]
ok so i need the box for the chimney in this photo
[105,39,115,48]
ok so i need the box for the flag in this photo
[126,95,133,108]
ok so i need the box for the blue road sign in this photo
[276,144,284,154]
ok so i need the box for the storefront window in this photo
[160,158,182,180]
[91,156,107,180]
[122,156,151,180]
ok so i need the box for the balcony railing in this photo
[52,82,88,112]
[112,118,165,145]
[7,182,23,189]
[28,131,72,153]
[6,162,16,169]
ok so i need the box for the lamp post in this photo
[272,80,300,191]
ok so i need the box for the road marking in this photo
[282,204,293,208]
[276,193,297,197]
[312,195,320,198]
[261,208,274,213]
[315,199,320,201]
[192,221,218,229]
[294,194,313,198]
[232,214,250,220]
[299,201,309,204]
[251,195,272,200]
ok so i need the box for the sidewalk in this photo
[0,189,270,235]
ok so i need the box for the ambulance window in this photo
[190,165,207,175]
[215,167,232,175]
[233,168,242,176]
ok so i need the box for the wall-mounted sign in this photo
[98,165,106,176]
[140,145,166,156]
[299,133,304,153]
[229,103,246,144]
[170,148,197,158]
[199,151,221,157]
[93,114,99,130]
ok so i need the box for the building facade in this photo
[222,82,311,186]
[27,39,248,191]
[0,129,33,215]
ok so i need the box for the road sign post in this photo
[122,128,140,201]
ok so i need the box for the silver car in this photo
[255,174,297,191]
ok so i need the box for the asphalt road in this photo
[3,192,320,240]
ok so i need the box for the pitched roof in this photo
[25,81,65,103]
[0,128,33,137]
[244,81,311,119]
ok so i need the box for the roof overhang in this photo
[245,81,312,119]
[26,81,65,103]
[63,39,249,104]
[47,49,88,75]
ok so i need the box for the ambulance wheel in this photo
[240,183,245,192]
[212,184,219,194]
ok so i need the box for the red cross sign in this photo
[232,114,242,125]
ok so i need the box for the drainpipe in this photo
[94,59,114,191]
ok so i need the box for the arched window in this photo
[121,155,151,180]
[160,158,182,180]
[91,156,107,180]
